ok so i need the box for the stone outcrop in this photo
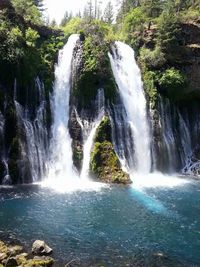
[90,116,131,184]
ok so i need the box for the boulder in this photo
[32,240,53,256]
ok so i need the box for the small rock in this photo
[0,241,8,254]
[8,245,23,256]
[15,253,28,265]
[0,252,7,261]
[32,240,53,255]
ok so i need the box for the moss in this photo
[73,23,117,110]
[90,116,131,184]
[142,70,158,108]
[90,141,130,184]
[72,144,83,171]
[95,116,112,143]
[24,257,54,267]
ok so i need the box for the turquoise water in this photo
[0,178,200,266]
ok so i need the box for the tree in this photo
[140,0,163,18]
[33,0,44,11]
[103,1,114,23]
[11,0,41,23]
[60,11,72,27]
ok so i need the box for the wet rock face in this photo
[68,108,83,172]
[68,41,84,172]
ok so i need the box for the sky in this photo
[44,0,119,24]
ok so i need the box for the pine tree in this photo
[104,1,114,23]
[60,11,72,26]
[83,0,94,21]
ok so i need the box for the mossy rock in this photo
[95,116,112,143]
[72,144,83,172]
[24,256,54,267]
[73,25,117,110]
[90,116,131,184]
[90,141,131,184]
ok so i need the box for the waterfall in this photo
[80,89,105,179]
[109,42,151,174]
[108,102,134,171]
[153,96,179,172]
[14,78,49,182]
[46,34,79,182]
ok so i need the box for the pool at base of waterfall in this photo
[0,176,200,267]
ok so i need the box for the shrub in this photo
[158,68,186,92]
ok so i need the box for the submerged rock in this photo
[32,240,53,256]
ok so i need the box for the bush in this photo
[140,46,166,69]
[143,70,158,108]
[158,68,186,92]
[157,12,180,52]
[123,7,147,33]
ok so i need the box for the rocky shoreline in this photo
[0,239,54,267]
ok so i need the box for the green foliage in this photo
[11,0,42,24]
[140,0,163,18]
[123,7,146,33]
[90,116,130,184]
[62,17,82,37]
[140,46,166,69]
[95,116,112,143]
[25,27,39,47]
[90,141,130,184]
[143,70,158,108]
[158,68,187,93]
[157,12,180,52]
[73,20,117,108]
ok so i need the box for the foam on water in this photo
[131,172,190,189]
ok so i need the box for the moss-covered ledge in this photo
[72,22,117,111]
[89,116,131,184]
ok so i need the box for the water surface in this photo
[0,176,200,266]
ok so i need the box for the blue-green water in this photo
[0,177,200,266]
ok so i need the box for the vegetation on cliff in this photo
[0,0,64,92]
[116,0,200,103]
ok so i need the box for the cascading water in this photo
[109,42,151,174]
[46,34,80,183]
[14,78,49,182]
[80,89,105,179]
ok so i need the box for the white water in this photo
[46,34,79,183]
[14,78,48,182]
[109,42,151,174]
[81,88,105,180]
[43,35,106,192]
[80,119,103,180]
